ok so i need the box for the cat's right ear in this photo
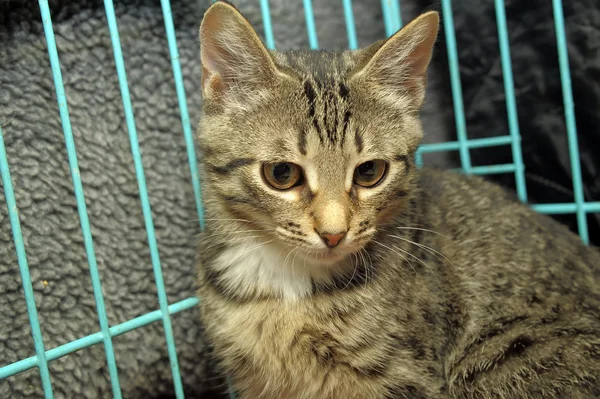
[200,1,278,100]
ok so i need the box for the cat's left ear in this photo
[351,11,439,110]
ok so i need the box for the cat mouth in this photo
[308,246,358,265]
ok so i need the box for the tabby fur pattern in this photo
[196,2,600,398]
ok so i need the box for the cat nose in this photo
[319,231,347,248]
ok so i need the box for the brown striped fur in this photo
[196,2,600,398]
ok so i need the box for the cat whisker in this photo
[274,244,287,266]
[372,240,418,277]
[395,226,449,240]
[374,241,446,299]
[303,249,311,270]
[363,247,374,271]
[199,239,229,254]
[282,245,297,272]
[360,247,375,287]
[242,239,275,254]
[283,245,301,299]
[341,252,359,291]
[186,217,255,226]
[288,246,300,283]
[291,245,303,274]
[201,217,254,223]
[364,247,383,287]
[198,221,231,238]
[200,229,258,245]
[388,242,443,289]
[390,234,456,270]
[271,243,291,302]
[203,229,267,238]
[356,248,367,288]
[199,225,269,250]
[200,235,265,254]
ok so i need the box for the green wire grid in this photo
[381,0,402,37]
[0,1,598,398]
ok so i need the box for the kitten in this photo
[196,2,600,398]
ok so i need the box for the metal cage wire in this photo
[1,0,599,398]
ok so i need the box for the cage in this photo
[1,0,598,398]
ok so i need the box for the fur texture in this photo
[196,3,600,398]
[0,0,409,398]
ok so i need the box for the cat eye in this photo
[262,162,304,190]
[353,160,387,187]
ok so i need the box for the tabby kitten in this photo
[196,2,600,398]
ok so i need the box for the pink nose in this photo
[319,232,346,248]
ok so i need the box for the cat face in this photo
[199,2,438,267]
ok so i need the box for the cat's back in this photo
[417,167,600,304]
[416,168,600,396]
[418,167,599,268]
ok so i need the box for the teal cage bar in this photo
[1,0,600,398]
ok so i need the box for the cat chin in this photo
[309,253,346,267]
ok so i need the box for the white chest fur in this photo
[210,239,317,301]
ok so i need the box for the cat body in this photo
[196,2,600,398]
[199,169,600,399]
